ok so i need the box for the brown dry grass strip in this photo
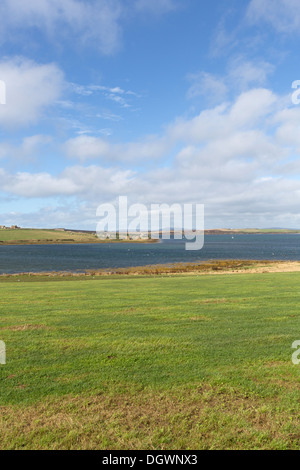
[0,385,299,450]
[2,260,300,280]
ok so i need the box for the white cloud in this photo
[0,165,134,199]
[64,134,171,163]
[187,59,274,103]
[64,136,111,162]
[209,14,241,58]
[2,87,300,229]
[70,82,141,109]
[96,112,123,122]
[229,88,276,127]
[186,72,228,102]
[107,94,130,108]
[273,106,300,152]
[0,0,123,55]
[227,57,274,90]
[0,169,79,198]
[247,0,300,34]
[0,57,64,128]
[0,135,52,161]
[0,0,180,56]
[170,88,278,145]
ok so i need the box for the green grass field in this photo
[0,272,299,449]
[0,229,156,245]
[0,228,101,244]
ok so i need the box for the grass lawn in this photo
[0,272,299,449]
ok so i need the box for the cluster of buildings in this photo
[97,232,150,240]
[0,225,20,229]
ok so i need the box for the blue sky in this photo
[1,0,300,229]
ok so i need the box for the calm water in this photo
[1,234,300,274]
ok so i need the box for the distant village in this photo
[0,225,153,240]
[97,231,151,241]
[0,226,202,240]
[0,226,66,231]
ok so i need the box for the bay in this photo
[0,233,300,274]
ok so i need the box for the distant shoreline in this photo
[204,229,300,235]
[0,239,159,246]
[1,260,300,279]
[1,227,299,246]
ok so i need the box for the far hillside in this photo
[1,227,299,246]
[0,228,101,245]
[205,228,300,234]
[0,228,155,245]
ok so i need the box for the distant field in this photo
[1,228,299,246]
[0,229,100,244]
[0,229,156,245]
[0,271,299,450]
[236,229,300,234]
[207,228,300,234]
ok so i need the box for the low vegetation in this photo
[0,259,288,281]
[0,270,299,449]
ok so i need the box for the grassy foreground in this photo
[0,271,299,450]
